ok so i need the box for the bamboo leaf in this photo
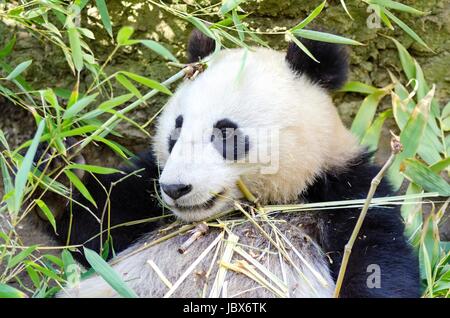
[95,0,113,37]
[0,284,27,298]
[7,245,37,269]
[0,35,16,58]
[91,136,128,159]
[219,0,245,15]
[366,0,426,15]
[390,37,415,80]
[429,157,450,174]
[117,26,134,46]
[388,86,435,189]
[66,163,121,175]
[287,33,319,63]
[83,247,138,298]
[64,169,97,207]
[14,120,46,213]
[186,16,216,40]
[63,93,98,120]
[402,159,450,196]
[339,81,379,95]
[116,74,142,98]
[361,109,392,151]
[67,24,84,72]
[291,1,327,31]
[6,60,32,80]
[139,40,179,63]
[351,90,387,140]
[291,29,363,46]
[383,9,430,50]
[121,71,172,95]
[35,199,57,233]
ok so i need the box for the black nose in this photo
[161,183,192,200]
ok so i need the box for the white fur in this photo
[58,47,361,298]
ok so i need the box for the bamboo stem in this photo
[333,134,402,298]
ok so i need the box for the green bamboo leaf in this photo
[35,199,57,233]
[139,40,179,63]
[287,33,319,63]
[291,29,363,46]
[351,90,386,140]
[402,159,450,196]
[95,0,113,37]
[0,154,14,213]
[442,101,450,118]
[6,60,32,80]
[340,0,353,20]
[361,109,392,151]
[443,117,450,131]
[429,157,450,173]
[186,16,216,40]
[366,0,426,15]
[79,94,134,121]
[91,136,128,159]
[66,163,121,175]
[383,9,430,50]
[63,93,98,120]
[0,36,16,58]
[338,81,379,95]
[64,169,97,208]
[219,0,245,15]
[116,74,142,98]
[390,37,415,80]
[117,26,134,46]
[14,120,46,213]
[388,86,435,189]
[0,284,27,298]
[61,125,99,138]
[414,60,439,117]
[68,83,79,108]
[291,1,327,31]
[83,247,138,298]
[67,24,84,72]
[25,266,40,289]
[7,245,37,269]
[121,71,172,95]
[376,6,394,30]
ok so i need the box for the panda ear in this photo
[187,29,216,63]
[285,35,349,90]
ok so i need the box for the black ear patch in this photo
[286,36,349,90]
[187,29,216,63]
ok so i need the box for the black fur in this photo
[286,36,349,90]
[53,150,171,267]
[302,152,420,297]
[187,29,216,63]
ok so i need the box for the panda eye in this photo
[168,115,183,153]
[211,119,238,141]
[211,118,249,161]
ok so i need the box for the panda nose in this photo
[161,183,193,200]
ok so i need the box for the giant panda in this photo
[31,30,420,298]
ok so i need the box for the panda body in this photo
[42,30,420,298]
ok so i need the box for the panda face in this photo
[153,47,360,222]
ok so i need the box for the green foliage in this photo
[349,38,449,297]
[0,0,446,299]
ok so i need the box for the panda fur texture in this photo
[47,30,419,298]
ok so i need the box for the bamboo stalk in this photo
[333,134,403,298]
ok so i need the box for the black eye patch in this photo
[211,118,250,161]
[168,115,183,153]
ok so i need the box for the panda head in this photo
[153,30,361,222]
